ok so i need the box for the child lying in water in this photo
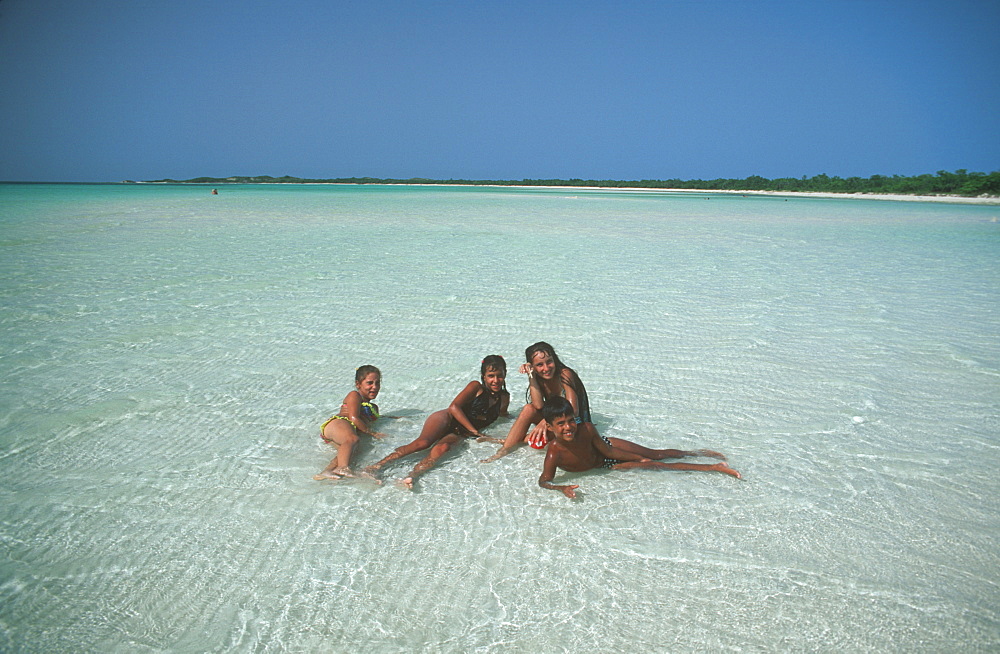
[363,355,510,489]
[537,397,740,498]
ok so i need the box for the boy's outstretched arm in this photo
[538,450,579,499]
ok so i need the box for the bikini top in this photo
[361,401,379,422]
[342,393,379,423]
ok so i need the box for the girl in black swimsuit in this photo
[362,355,510,489]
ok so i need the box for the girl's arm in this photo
[499,390,510,417]
[447,381,488,437]
[527,372,545,410]
[343,392,387,438]
[525,420,550,448]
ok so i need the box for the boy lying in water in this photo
[538,397,741,498]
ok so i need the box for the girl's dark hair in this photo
[524,341,565,371]
[524,341,568,404]
[480,355,507,393]
[355,365,381,383]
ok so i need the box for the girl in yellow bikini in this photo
[314,365,388,479]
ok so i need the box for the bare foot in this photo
[696,449,727,461]
[395,476,414,490]
[481,448,512,463]
[335,467,357,478]
[313,470,342,481]
[713,462,741,479]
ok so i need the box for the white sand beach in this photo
[682,189,1000,205]
[494,185,1000,205]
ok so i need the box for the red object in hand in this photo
[529,437,547,449]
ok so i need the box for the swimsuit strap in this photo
[571,371,592,424]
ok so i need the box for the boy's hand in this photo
[561,484,579,499]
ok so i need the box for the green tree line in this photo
[146,169,999,196]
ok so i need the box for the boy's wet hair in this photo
[542,396,574,423]
[355,365,381,383]
[480,355,507,392]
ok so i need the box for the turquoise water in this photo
[1,183,998,651]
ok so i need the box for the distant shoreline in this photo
[452,184,1000,205]
[125,169,1000,204]
[639,188,1000,205]
[5,179,996,205]
[125,180,1000,205]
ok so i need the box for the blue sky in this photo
[1,0,997,182]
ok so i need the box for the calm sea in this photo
[1,183,998,652]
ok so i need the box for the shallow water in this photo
[1,183,998,651]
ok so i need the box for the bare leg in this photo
[314,420,360,480]
[397,433,462,490]
[610,460,741,479]
[606,437,726,461]
[482,404,539,463]
[362,410,453,478]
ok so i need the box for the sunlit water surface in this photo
[1,183,998,651]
